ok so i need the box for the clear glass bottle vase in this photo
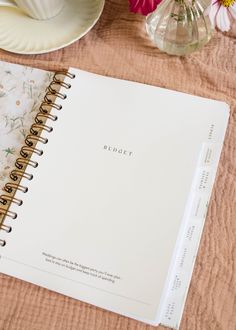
[146,0,213,56]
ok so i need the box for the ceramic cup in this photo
[0,0,65,20]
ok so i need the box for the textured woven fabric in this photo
[0,1,235,329]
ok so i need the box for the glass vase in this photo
[146,0,213,56]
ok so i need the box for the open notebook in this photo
[0,61,229,329]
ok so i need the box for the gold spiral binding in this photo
[25,135,48,147]
[0,195,23,206]
[0,70,75,246]
[15,158,38,170]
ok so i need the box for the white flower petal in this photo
[204,0,216,15]
[216,6,231,31]
[229,3,236,19]
[206,2,220,27]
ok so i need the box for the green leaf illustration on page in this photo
[3,147,15,157]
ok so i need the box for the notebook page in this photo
[0,69,229,325]
[0,61,53,193]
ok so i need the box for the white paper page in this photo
[0,69,229,324]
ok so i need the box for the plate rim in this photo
[0,0,105,55]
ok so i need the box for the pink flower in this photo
[205,0,236,32]
[129,0,162,15]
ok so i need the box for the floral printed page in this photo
[0,61,53,193]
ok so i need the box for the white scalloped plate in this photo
[0,0,105,54]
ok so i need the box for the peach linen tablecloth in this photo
[0,1,235,329]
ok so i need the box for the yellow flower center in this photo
[220,0,235,7]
